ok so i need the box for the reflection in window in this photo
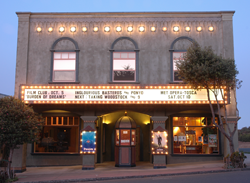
[173,117,219,154]
[53,52,76,82]
[173,52,185,82]
[113,52,135,82]
[34,116,79,154]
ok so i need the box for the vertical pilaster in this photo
[151,116,168,168]
[80,116,97,170]
[15,13,30,98]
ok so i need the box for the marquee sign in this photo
[21,85,227,104]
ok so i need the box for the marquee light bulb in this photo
[127,26,133,32]
[82,26,88,32]
[70,26,76,32]
[36,27,42,33]
[162,27,167,32]
[59,26,65,33]
[185,26,191,32]
[197,26,202,32]
[173,26,179,32]
[208,26,214,32]
[48,27,53,32]
[104,26,110,32]
[151,26,156,32]
[93,27,99,32]
[116,26,122,32]
[139,26,145,32]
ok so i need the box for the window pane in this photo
[63,117,68,125]
[69,117,74,125]
[114,71,135,81]
[54,53,61,59]
[54,71,75,81]
[69,53,76,59]
[58,117,62,125]
[62,53,68,59]
[173,117,219,155]
[113,60,135,70]
[54,60,75,70]
[128,53,135,58]
[52,117,57,125]
[47,117,51,125]
[114,53,120,58]
[121,53,128,58]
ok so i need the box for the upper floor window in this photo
[173,52,185,82]
[170,36,195,83]
[110,37,139,83]
[53,52,76,82]
[50,37,79,83]
[113,52,136,82]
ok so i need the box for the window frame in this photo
[32,116,81,155]
[171,51,186,82]
[50,37,80,84]
[53,52,76,82]
[109,37,140,84]
[170,115,222,156]
[112,52,136,82]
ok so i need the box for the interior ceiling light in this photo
[104,26,110,32]
[36,27,42,33]
[59,26,65,33]
[139,26,145,32]
[173,26,179,32]
[93,27,99,32]
[127,26,133,32]
[82,27,87,32]
[162,27,167,32]
[116,26,122,32]
[70,26,76,32]
[151,26,156,32]
[208,26,214,32]
[48,27,53,32]
[197,26,202,32]
[185,26,191,32]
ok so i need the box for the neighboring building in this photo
[0,93,9,98]
[13,11,238,172]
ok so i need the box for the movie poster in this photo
[208,134,217,147]
[81,131,96,153]
[152,132,167,153]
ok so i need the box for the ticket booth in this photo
[115,114,136,167]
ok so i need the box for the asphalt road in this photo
[80,170,250,183]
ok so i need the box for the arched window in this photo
[109,37,140,83]
[50,37,80,83]
[169,36,195,82]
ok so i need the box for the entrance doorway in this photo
[96,110,151,164]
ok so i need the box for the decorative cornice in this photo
[30,17,221,23]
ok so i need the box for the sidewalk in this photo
[16,155,250,183]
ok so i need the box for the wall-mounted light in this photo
[82,26,88,32]
[93,26,99,32]
[36,27,42,33]
[185,26,191,32]
[59,26,65,33]
[127,26,133,32]
[151,26,156,32]
[70,26,76,32]
[139,26,145,32]
[196,26,202,32]
[173,26,179,32]
[104,26,110,32]
[208,26,214,32]
[48,27,53,33]
[116,26,122,32]
[162,27,167,32]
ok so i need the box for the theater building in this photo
[13,11,238,171]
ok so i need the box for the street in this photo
[81,170,250,183]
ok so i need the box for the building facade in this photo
[13,11,238,171]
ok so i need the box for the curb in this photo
[17,167,250,183]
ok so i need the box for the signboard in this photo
[21,85,226,104]
[152,131,168,154]
[120,130,130,146]
[208,134,217,147]
[81,131,96,154]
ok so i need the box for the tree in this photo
[176,43,241,155]
[0,96,44,179]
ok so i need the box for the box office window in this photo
[34,116,79,154]
[53,52,76,82]
[173,117,219,155]
[173,52,185,82]
[113,52,136,82]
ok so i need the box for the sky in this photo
[0,0,249,129]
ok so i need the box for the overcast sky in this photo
[0,0,249,129]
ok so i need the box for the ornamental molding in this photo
[30,17,222,24]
